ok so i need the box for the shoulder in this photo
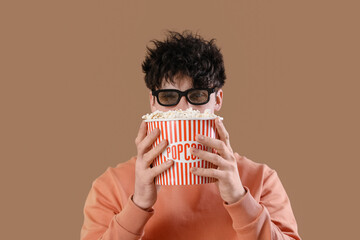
[234,153,277,199]
[91,157,137,197]
[83,157,137,214]
[235,153,275,177]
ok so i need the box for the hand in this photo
[133,121,174,210]
[190,118,246,204]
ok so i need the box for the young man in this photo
[80,30,301,240]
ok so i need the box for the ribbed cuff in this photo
[223,186,263,228]
[115,195,154,235]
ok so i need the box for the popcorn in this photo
[142,108,221,120]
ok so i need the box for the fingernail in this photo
[190,167,197,173]
[167,160,173,165]
[191,147,198,153]
[197,135,204,140]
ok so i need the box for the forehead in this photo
[160,76,194,89]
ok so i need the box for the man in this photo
[80,30,301,240]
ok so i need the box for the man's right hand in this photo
[132,121,173,210]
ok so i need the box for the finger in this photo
[215,118,233,152]
[143,139,168,166]
[190,167,223,179]
[190,148,227,168]
[135,121,147,146]
[195,134,230,158]
[137,128,160,155]
[149,160,174,178]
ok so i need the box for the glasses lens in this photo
[187,89,209,104]
[158,91,179,105]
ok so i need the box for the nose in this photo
[175,95,191,110]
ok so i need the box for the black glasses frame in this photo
[152,87,216,106]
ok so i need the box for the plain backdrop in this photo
[1,0,359,239]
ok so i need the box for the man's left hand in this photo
[190,118,246,205]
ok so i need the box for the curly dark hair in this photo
[142,30,226,91]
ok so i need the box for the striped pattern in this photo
[146,119,218,185]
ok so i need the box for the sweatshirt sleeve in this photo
[80,177,154,240]
[223,170,301,240]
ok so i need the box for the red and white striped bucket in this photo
[145,118,219,185]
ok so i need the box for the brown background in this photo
[1,0,359,239]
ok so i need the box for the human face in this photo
[149,75,223,113]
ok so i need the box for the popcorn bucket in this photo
[145,118,219,185]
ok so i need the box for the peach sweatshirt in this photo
[81,154,301,240]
